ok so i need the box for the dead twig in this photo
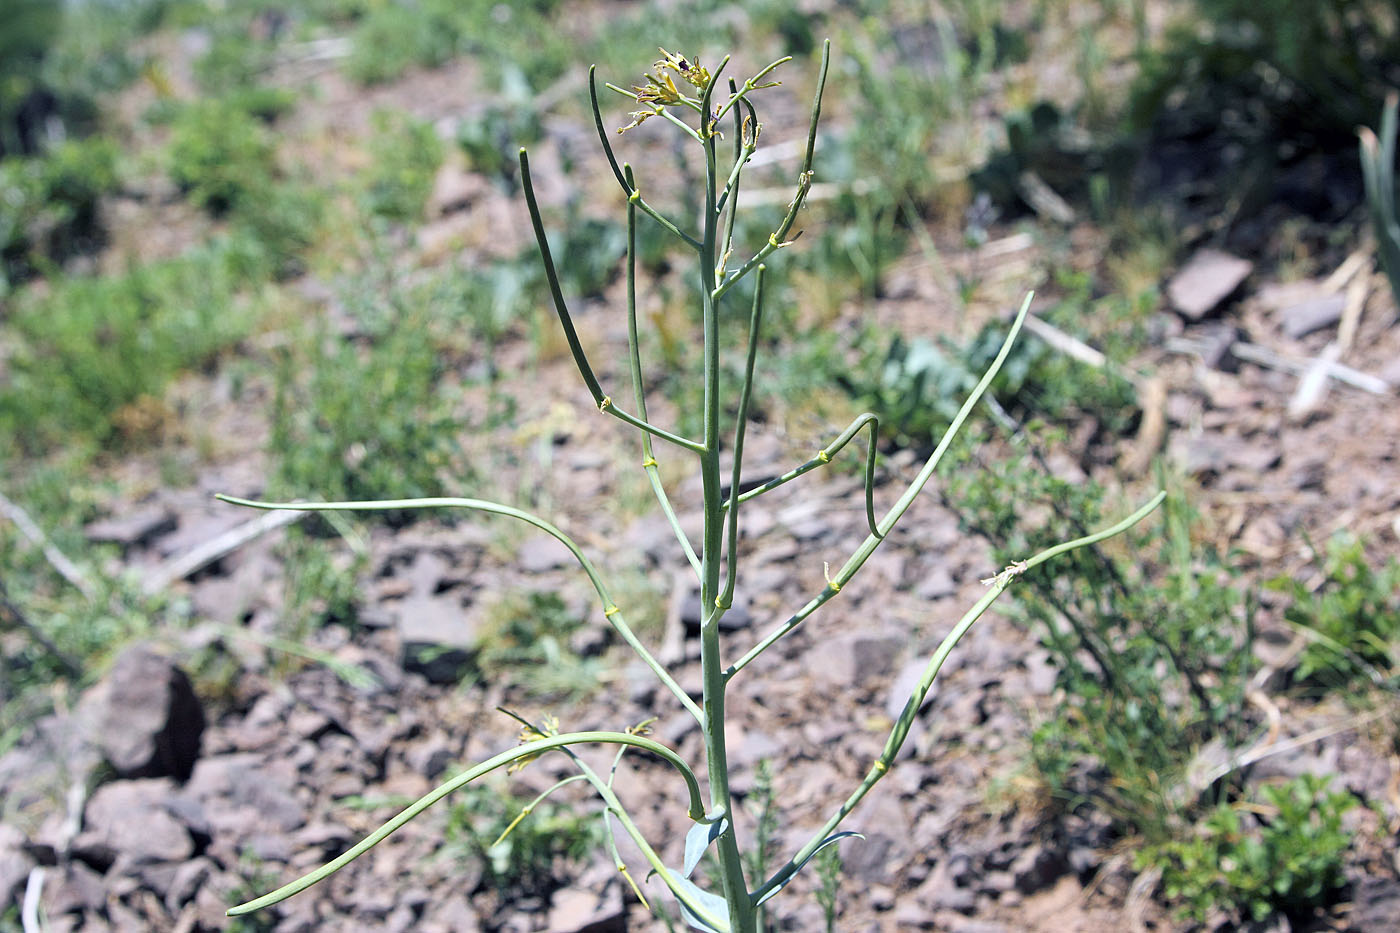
[1169,338,1391,395]
[0,491,97,601]
[0,578,83,680]
[142,507,305,594]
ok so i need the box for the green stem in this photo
[227,730,708,916]
[520,148,704,453]
[698,63,755,933]
[752,491,1166,905]
[624,163,702,577]
[726,293,1036,679]
[712,41,828,303]
[723,412,881,539]
[720,266,766,610]
[217,494,703,723]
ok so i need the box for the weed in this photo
[1141,775,1356,924]
[269,303,463,508]
[445,777,605,899]
[1,243,259,452]
[945,438,1252,840]
[0,136,118,284]
[167,98,277,216]
[841,285,1140,449]
[813,842,843,933]
[359,110,444,224]
[1269,533,1400,692]
[475,591,604,702]
[223,46,1161,931]
[455,65,543,186]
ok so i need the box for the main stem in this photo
[699,114,754,933]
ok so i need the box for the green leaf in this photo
[659,869,730,933]
[683,816,728,878]
[755,832,863,907]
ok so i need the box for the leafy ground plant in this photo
[220,45,1162,930]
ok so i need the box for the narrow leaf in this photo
[754,832,862,907]
[683,817,729,878]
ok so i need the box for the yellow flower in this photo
[655,48,710,90]
[507,714,559,773]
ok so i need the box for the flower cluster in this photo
[620,48,712,133]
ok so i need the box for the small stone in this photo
[426,160,487,218]
[518,534,573,573]
[1278,292,1345,339]
[1011,844,1064,894]
[1167,249,1253,320]
[165,857,212,911]
[1352,877,1400,932]
[545,883,625,933]
[1195,322,1241,370]
[0,825,35,905]
[44,861,107,915]
[84,506,176,549]
[809,631,905,689]
[915,564,957,600]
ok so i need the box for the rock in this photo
[181,753,304,835]
[915,564,957,600]
[1167,250,1253,320]
[518,534,573,573]
[422,894,484,932]
[1278,292,1345,339]
[1011,844,1065,894]
[1195,322,1241,370]
[72,779,193,867]
[165,856,212,911]
[43,861,108,916]
[405,736,456,780]
[83,506,176,549]
[85,644,205,781]
[894,900,939,928]
[1352,877,1400,932]
[1379,354,1400,389]
[397,593,477,684]
[886,660,937,720]
[426,160,487,218]
[809,631,906,689]
[545,883,626,933]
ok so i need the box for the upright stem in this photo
[697,70,754,933]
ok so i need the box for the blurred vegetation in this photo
[445,775,605,898]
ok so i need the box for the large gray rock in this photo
[72,779,193,867]
[86,644,205,781]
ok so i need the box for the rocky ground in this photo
[4,17,1400,933]
[4,231,1400,931]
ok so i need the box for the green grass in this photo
[444,775,606,898]
[1270,534,1400,693]
[475,590,604,701]
[359,110,445,224]
[1,242,264,452]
